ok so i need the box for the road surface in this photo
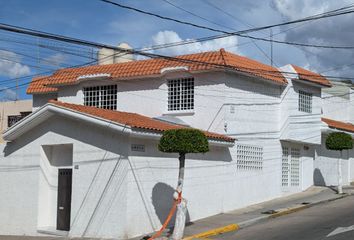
[215,195,354,240]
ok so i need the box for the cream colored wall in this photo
[0,99,32,142]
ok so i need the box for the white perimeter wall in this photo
[314,134,354,186]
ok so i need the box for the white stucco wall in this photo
[314,134,354,186]
[33,93,58,111]
[0,116,130,239]
[281,83,322,144]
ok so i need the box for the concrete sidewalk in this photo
[181,186,354,240]
[0,187,352,240]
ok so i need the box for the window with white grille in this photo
[237,144,263,170]
[290,148,300,186]
[83,85,117,110]
[298,90,312,113]
[282,147,289,187]
[167,77,194,111]
[282,146,300,187]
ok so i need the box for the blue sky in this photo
[0,0,353,100]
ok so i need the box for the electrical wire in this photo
[99,0,354,49]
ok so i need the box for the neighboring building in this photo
[315,81,354,186]
[0,49,353,239]
[0,99,32,143]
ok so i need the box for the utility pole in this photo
[270,28,273,67]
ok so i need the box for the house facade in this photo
[0,49,353,239]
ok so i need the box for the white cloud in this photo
[0,50,31,78]
[272,0,330,20]
[41,53,67,67]
[0,88,17,101]
[271,0,354,79]
[146,30,239,56]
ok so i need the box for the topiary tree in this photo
[325,132,353,194]
[159,129,209,240]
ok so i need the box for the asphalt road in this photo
[214,195,354,240]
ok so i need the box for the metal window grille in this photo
[8,115,23,128]
[237,144,263,170]
[290,148,300,186]
[282,147,289,186]
[83,85,117,110]
[298,90,312,113]
[167,78,194,111]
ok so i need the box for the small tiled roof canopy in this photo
[322,118,354,133]
[50,100,235,142]
[27,49,287,94]
[291,65,331,87]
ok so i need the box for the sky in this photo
[0,0,354,100]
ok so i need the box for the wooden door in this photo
[56,168,72,231]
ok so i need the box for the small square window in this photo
[167,77,194,111]
[298,90,312,113]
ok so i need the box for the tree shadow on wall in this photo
[152,182,191,233]
[313,168,326,186]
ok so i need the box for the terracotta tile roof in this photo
[49,100,235,142]
[322,117,354,133]
[292,65,331,87]
[28,49,286,94]
[26,76,58,94]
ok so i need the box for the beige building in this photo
[0,99,32,142]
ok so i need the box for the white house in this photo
[0,49,353,239]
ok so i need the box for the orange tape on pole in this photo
[149,194,182,240]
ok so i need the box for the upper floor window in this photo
[83,85,117,110]
[167,77,194,111]
[298,90,312,113]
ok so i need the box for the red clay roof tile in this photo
[28,49,287,94]
[322,117,354,133]
[292,65,331,87]
[26,76,58,94]
[49,100,235,142]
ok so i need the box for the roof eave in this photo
[3,103,235,146]
[130,128,235,146]
[292,78,332,88]
[226,68,287,86]
[3,103,132,141]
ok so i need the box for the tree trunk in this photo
[338,151,343,194]
[171,153,186,240]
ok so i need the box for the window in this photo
[167,77,194,111]
[7,111,32,128]
[282,146,300,187]
[83,85,117,110]
[298,90,312,113]
[8,115,22,128]
[237,144,263,170]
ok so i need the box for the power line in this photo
[160,0,278,66]
[99,0,354,49]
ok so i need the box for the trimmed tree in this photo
[325,132,353,194]
[159,129,209,240]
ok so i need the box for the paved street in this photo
[214,195,354,240]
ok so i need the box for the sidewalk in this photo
[180,185,354,240]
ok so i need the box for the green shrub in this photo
[158,129,209,154]
[325,132,353,151]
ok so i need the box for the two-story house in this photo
[0,49,353,239]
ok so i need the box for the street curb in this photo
[183,224,239,240]
[182,193,351,239]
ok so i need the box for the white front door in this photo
[282,145,301,191]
